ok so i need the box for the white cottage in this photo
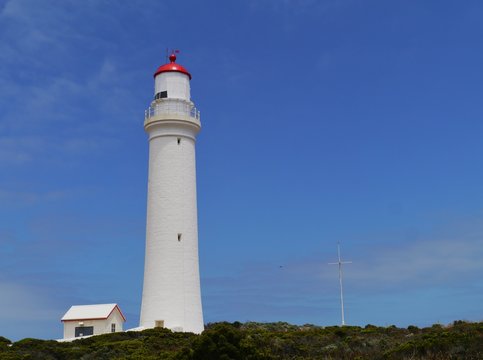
[61,303,126,339]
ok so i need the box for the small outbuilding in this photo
[61,303,126,339]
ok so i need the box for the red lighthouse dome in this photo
[154,53,192,79]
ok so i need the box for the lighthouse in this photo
[139,52,204,333]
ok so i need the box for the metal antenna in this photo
[328,242,352,326]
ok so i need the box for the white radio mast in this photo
[328,242,352,326]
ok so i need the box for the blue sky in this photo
[0,0,482,340]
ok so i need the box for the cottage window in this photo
[75,326,94,337]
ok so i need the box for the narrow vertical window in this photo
[177,233,182,241]
[111,323,116,333]
[177,137,181,145]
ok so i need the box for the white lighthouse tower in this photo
[139,52,204,334]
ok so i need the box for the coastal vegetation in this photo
[0,321,481,359]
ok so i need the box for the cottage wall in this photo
[63,309,124,339]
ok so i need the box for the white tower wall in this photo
[154,72,191,100]
[140,62,203,334]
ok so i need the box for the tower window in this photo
[178,233,182,241]
[177,138,181,145]
[154,91,168,100]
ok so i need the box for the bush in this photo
[0,336,12,353]
[407,325,419,334]
[0,320,481,359]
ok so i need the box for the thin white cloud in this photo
[288,237,483,292]
[0,0,141,167]
[0,282,61,321]
[202,219,483,324]
[0,61,134,166]
[347,238,483,286]
[249,0,350,16]
[0,132,117,166]
[250,0,319,12]
[0,188,71,206]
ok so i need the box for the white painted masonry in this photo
[61,304,125,339]
[155,72,191,100]
[139,54,204,334]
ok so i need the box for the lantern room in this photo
[153,53,191,102]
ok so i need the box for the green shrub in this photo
[0,320,481,359]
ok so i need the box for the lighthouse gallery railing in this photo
[145,101,200,121]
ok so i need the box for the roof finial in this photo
[169,49,180,63]
[154,49,191,79]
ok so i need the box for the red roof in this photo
[154,53,192,79]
